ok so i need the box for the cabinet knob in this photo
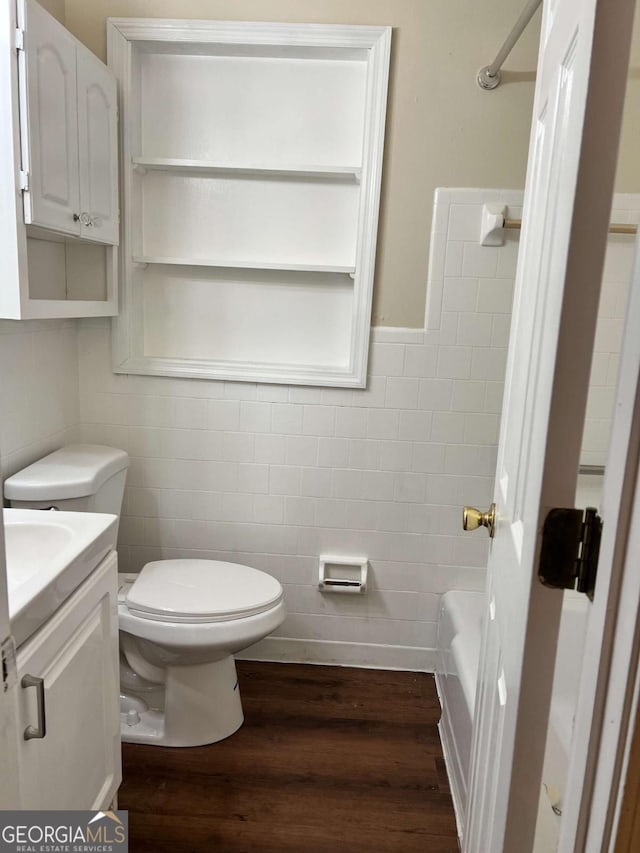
[74,212,95,227]
[462,503,496,538]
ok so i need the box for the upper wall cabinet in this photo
[108,20,391,387]
[0,0,118,320]
[76,51,118,245]
[22,0,119,244]
[21,2,80,237]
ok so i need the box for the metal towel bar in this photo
[504,217,637,236]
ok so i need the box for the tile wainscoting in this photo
[76,187,526,671]
[426,188,639,468]
[0,319,80,477]
[78,316,498,671]
[0,188,635,671]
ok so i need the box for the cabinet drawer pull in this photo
[21,674,46,740]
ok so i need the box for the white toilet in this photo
[4,444,286,747]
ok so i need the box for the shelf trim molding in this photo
[132,256,356,274]
[109,354,365,388]
[106,19,389,48]
[131,157,362,182]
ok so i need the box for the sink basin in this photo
[3,509,118,647]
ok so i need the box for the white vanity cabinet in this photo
[0,0,118,319]
[15,551,121,810]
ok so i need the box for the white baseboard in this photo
[237,636,436,672]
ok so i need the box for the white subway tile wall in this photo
[426,189,638,468]
[0,320,80,477]
[0,188,636,671]
[77,315,494,670]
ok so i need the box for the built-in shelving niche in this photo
[108,21,391,386]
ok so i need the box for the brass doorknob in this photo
[463,503,496,538]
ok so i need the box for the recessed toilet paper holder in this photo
[318,556,368,594]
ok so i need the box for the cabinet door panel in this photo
[22,0,80,235]
[77,50,119,245]
[16,554,120,809]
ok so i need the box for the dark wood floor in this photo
[119,662,459,852]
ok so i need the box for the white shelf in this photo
[132,157,362,182]
[132,255,356,275]
[109,19,391,387]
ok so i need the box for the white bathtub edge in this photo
[436,672,466,845]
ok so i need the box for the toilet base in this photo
[120,655,244,747]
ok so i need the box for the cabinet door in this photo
[21,0,80,236]
[77,49,119,245]
[16,553,120,810]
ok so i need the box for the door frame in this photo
[465,0,637,848]
[560,225,640,849]
[612,657,640,850]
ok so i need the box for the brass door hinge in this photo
[538,506,602,601]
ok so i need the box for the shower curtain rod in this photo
[478,0,543,90]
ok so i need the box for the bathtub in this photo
[436,589,590,844]
[435,590,484,839]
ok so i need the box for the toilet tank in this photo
[4,445,129,528]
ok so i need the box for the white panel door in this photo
[464,0,636,851]
[16,553,120,810]
[77,48,119,245]
[21,0,80,236]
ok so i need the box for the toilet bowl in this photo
[4,444,287,747]
[117,559,285,746]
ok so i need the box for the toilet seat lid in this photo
[125,559,284,623]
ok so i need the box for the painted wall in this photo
[60,0,640,328]
[36,0,65,23]
[62,0,542,328]
[616,6,640,195]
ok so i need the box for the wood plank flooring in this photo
[119,662,459,852]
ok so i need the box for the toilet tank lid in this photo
[4,444,129,501]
